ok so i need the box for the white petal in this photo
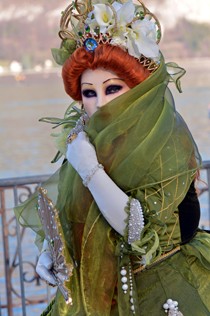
[93,4,113,26]
[133,19,156,39]
[135,36,159,58]
[127,36,140,58]
[112,1,123,12]
[118,1,135,25]
[100,25,108,34]
[111,34,127,49]
[130,19,159,58]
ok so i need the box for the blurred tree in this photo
[0,0,209,67]
[162,18,210,58]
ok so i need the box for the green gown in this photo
[15,57,210,315]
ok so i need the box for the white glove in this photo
[66,131,99,181]
[36,240,56,285]
[66,131,129,235]
[88,167,129,235]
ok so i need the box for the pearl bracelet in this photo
[82,164,104,187]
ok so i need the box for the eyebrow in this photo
[103,78,125,84]
[81,78,125,86]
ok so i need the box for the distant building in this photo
[10,61,22,73]
[0,65,4,74]
[44,59,53,70]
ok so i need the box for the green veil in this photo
[15,57,202,315]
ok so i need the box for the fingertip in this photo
[37,267,57,285]
[38,252,53,269]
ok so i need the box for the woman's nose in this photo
[96,92,106,109]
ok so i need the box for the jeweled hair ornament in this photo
[52,0,162,72]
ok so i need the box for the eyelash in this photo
[82,85,123,98]
[82,89,96,98]
[106,85,123,95]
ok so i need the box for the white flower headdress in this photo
[52,0,162,72]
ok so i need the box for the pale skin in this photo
[81,68,130,116]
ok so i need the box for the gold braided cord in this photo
[59,29,75,41]
[137,0,147,15]
[60,0,88,25]
[133,246,181,274]
[59,1,89,41]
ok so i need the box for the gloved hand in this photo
[36,240,56,286]
[66,131,99,181]
[66,130,143,241]
[66,131,129,235]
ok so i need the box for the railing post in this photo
[206,168,210,225]
[0,189,13,316]
[14,186,27,316]
[0,295,2,316]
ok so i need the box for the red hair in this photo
[62,44,150,101]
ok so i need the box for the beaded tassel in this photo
[119,243,136,314]
[163,299,184,315]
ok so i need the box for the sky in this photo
[148,0,210,28]
[179,0,210,23]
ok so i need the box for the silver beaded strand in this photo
[120,243,136,314]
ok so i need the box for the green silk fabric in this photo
[15,57,203,315]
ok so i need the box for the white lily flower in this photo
[127,19,159,59]
[92,4,114,33]
[117,0,135,26]
[110,1,134,44]
[134,18,157,41]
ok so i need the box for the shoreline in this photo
[1,57,210,78]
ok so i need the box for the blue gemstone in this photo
[84,38,98,52]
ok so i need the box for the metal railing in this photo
[0,175,54,316]
[0,162,210,315]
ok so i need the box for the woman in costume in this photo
[16,0,210,315]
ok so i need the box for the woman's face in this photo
[81,68,130,117]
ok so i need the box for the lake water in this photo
[0,60,210,315]
[0,70,69,179]
[1,59,210,180]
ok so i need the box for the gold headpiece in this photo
[52,0,162,72]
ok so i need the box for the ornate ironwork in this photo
[0,175,55,316]
[0,163,209,315]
